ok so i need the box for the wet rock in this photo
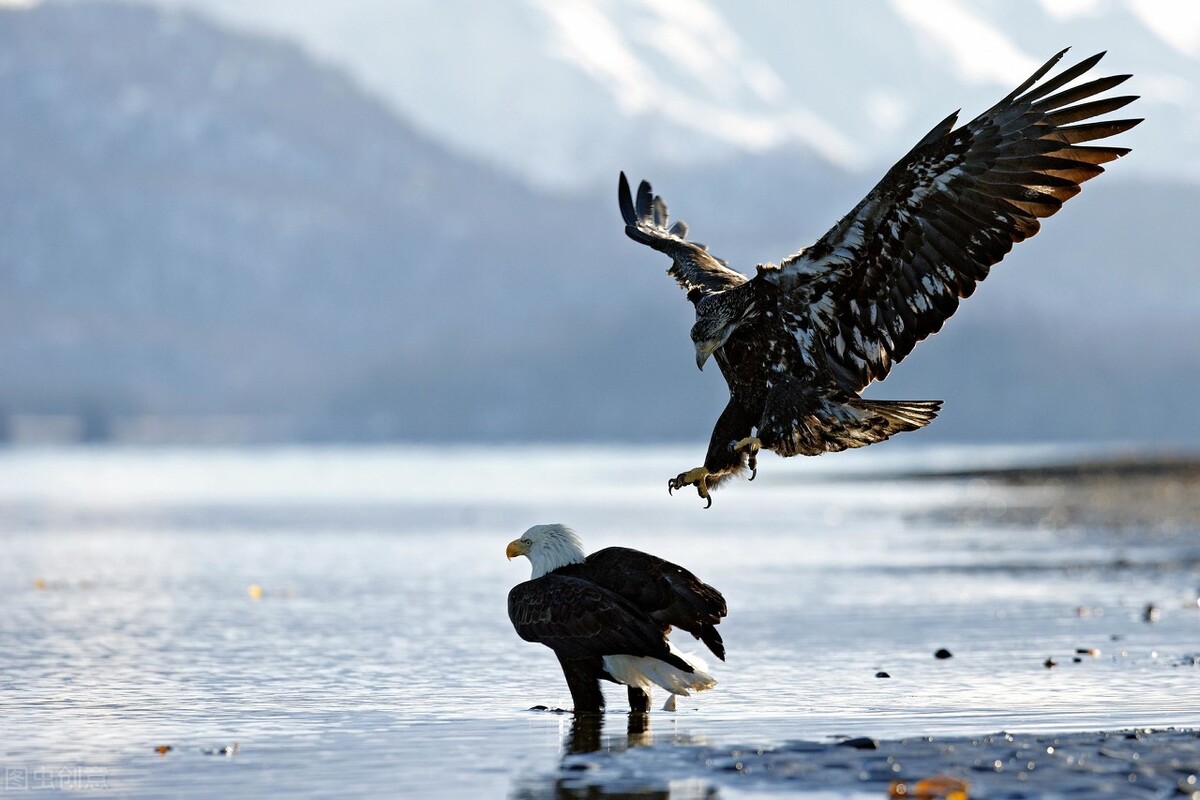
[837,737,878,751]
[201,742,238,756]
[876,671,891,678]
[538,715,1200,798]
[934,648,953,660]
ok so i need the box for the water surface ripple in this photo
[0,445,1197,797]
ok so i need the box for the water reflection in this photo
[514,782,673,800]
[564,712,652,755]
[511,713,719,799]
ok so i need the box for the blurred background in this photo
[2,0,1197,447]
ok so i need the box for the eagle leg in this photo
[668,467,712,508]
[556,654,606,714]
[628,686,651,714]
[734,436,762,480]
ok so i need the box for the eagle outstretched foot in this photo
[734,436,762,480]
[668,467,712,508]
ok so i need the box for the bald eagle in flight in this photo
[506,524,726,713]
[619,49,1140,506]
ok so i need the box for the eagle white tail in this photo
[603,644,716,696]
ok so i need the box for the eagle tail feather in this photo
[855,398,942,435]
[660,575,728,661]
[602,647,716,697]
[700,625,726,662]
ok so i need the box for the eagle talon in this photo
[734,437,762,481]
[669,467,712,508]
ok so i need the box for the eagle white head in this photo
[506,523,586,579]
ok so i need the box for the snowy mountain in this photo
[1,1,1197,446]
[81,0,1200,190]
[0,2,615,428]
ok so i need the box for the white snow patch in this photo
[531,0,655,114]
[1126,0,1200,58]
[529,0,862,168]
[1035,0,1104,19]
[866,88,910,132]
[1136,72,1194,107]
[888,0,1041,85]
[635,0,787,104]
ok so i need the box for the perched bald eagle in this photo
[619,49,1141,506]
[506,524,726,713]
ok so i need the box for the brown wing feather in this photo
[563,547,728,661]
[769,49,1141,393]
[507,575,678,663]
[619,172,748,298]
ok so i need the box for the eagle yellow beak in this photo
[506,539,528,560]
[695,340,719,371]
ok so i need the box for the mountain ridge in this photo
[105,0,1200,190]
[1,1,1195,446]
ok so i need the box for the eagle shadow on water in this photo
[620,49,1141,507]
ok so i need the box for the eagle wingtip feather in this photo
[618,172,637,225]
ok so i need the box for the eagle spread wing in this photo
[507,575,672,663]
[619,171,747,298]
[769,49,1141,393]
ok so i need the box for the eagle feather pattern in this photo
[555,547,727,660]
[619,49,1140,495]
[508,575,692,668]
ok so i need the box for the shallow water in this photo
[0,444,1197,797]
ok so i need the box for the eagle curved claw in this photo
[734,436,762,481]
[668,467,712,508]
